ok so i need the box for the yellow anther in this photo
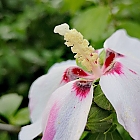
[54,23,100,73]
[64,29,99,72]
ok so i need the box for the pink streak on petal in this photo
[72,80,92,101]
[29,98,35,115]
[116,53,124,58]
[112,62,124,75]
[42,103,59,140]
[129,69,137,75]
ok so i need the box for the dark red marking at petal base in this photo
[62,71,70,83]
[73,80,92,100]
[106,62,124,75]
[61,67,90,84]
[103,49,125,75]
[104,52,115,68]
[71,67,89,77]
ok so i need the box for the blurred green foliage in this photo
[1,0,140,139]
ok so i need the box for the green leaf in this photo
[4,51,21,71]
[76,58,88,72]
[80,131,89,140]
[62,0,85,14]
[0,131,10,140]
[0,24,15,40]
[20,49,44,65]
[83,130,123,140]
[99,49,106,66]
[119,21,140,39]
[86,104,112,133]
[94,85,114,111]
[71,6,110,42]
[0,93,23,118]
[117,123,132,140]
[105,124,117,134]
[10,108,30,125]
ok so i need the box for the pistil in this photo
[54,23,102,79]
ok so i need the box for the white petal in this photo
[100,60,140,140]
[29,61,76,122]
[18,119,42,140]
[104,29,140,60]
[48,60,76,72]
[41,80,93,140]
[117,56,140,75]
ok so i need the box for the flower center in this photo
[54,23,101,79]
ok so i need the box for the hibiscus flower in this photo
[19,23,140,140]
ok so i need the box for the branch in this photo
[0,123,21,133]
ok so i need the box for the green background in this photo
[1,0,140,139]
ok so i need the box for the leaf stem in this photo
[0,123,21,133]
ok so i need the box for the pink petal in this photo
[104,29,140,60]
[29,61,76,122]
[41,80,93,140]
[100,57,140,139]
[19,119,42,140]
